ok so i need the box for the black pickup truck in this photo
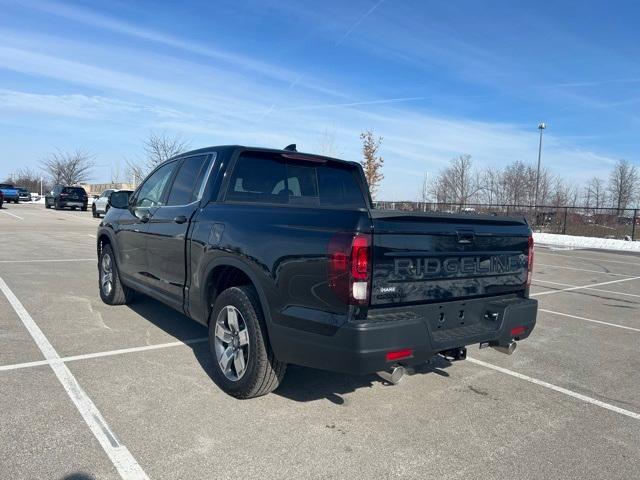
[97,145,537,398]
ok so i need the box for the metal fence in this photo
[373,201,640,241]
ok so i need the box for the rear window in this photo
[225,152,366,208]
[62,187,87,196]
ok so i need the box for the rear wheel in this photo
[81,205,87,211]
[98,244,134,305]
[209,286,286,399]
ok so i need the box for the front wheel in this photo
[209,286,286,399]
[98,244,134,305]
[92,205,99,218]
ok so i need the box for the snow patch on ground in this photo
[533,232,640,253]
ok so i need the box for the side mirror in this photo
[93,194,99,199]
[109,191,131,209]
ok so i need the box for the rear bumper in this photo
[271,295,537,374]
[58,200,88,207]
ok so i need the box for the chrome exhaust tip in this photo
[377,365,407,385]
[491,341,517,355]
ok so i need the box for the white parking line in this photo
[537,251,640,267]
[531,276,640,296]
[467,357,640,420]
[534,279,640,299]
[0,276,149,480]
[0,337,209,372]
[536,263,633,277]
[0,210,23,220]
[0,258,95,264]
[539,308,640,332]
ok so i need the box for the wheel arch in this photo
[199,257,273,331]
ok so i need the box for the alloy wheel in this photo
[100,252,113,297]
[214,305,250,381]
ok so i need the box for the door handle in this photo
[173,215,187,224]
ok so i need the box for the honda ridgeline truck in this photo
[97,146,537,398]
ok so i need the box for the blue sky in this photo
[1,0,639,199]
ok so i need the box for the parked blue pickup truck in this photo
[0,184,19,204]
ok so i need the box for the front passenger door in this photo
[145,154,212,308]
[116,161,177,284]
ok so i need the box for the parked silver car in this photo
[92,189,132,218]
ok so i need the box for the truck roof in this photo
[168,145,361,169]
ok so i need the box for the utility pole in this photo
[534,122,546,207]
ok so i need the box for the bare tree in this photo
[41,149,94,186]
[360,130,384,199]
[477,166,503,205]
[583,177,607,209]
[110,162,123,187]
[430,154,478,205]
[127,131,190,185]
[418,171,430,202]
[316,128,342,157]
[7,167,45,193]
[608,159,638,212]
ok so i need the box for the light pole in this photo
[534,122,546,207]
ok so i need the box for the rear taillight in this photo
[328,233,371,305]
[526,235,534,287]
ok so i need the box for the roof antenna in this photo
[283,144,297,152]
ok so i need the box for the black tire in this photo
[45,201,51,209]
[209,286,286,399]
[71,207,77,210]
[54,201,60,210]
[98,244,134,305]
[92,205,98,218]
[81,206,87,211]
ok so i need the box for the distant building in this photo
[79,183,135,197]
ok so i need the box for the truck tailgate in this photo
[370,211,530,306]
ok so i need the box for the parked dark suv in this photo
[45,186,88,210]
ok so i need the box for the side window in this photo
[317,167,366,208]
[166,155,209,206]
[226,154,287,204]
[133,161,177,208]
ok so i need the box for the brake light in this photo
[328,233,371,305]
[511,326,526,337]
[526,235,534,288]
[386,349,413,361]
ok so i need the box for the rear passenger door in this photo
[145,154,213,308]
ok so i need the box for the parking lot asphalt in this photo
[1,202,639,480]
